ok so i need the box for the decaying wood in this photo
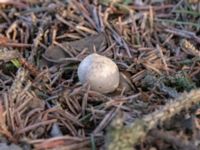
[106,89,200,150]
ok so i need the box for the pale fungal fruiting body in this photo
[78,53,120,94]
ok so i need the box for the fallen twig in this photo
[106,89,200,150]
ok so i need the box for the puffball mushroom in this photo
[78,53,120,93]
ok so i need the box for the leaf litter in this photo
[0,0,200,149]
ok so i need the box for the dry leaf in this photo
[43,33,107,64]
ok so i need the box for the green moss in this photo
[164,71,196,92]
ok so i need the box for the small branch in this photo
[106,89,200,150]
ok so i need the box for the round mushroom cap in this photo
[78,53,120,93]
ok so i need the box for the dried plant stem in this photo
[106,89,200,150]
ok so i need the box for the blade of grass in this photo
[11,59,21,68]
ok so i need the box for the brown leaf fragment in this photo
[43,33,107,64]
[68,33,107,52]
